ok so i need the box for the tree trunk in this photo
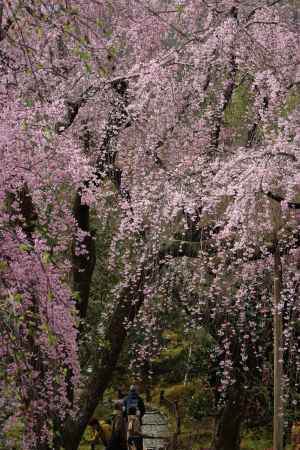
[61,318,128,448]
[273,239,283,450]
[72,192,96,321]
[270,201,284,450]
[56,269,147,450]
[39,295,143,450]
[212,384,246,450]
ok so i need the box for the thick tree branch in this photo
[55,86,101,134]
[210,51,238,152]
[54,75,137,135]
[266,191,300,210]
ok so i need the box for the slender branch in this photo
[246,0,283,22]
[135,0,188,38]
[146,93,192,171]
[245,21,281,29]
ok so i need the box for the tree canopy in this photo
[1,1,300,449]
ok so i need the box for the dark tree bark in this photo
[72,192,96,321]
[59,273,146,450]
[212,384,246,450]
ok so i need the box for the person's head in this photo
[117,388,124,399]
[113,400,123,412]
[129,384,137,393]
[89,418,99,429]
[128,406,137,416]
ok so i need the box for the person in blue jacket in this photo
[123,385,146,423]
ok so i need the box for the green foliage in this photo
[224,80,253,144]
[225,82,252,127]
[175,4,185,16]
[88,213,120,307]
[19,243,30,252]
[79,209,122,371]
[281,87,300,117]
[0,417,24,450]
[187,382,214,420]
[24,98,34,108]
[164,383,194,402]
[240,427,273,450]
[0,260,7,271]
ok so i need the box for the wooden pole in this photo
[273,239,283,450]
